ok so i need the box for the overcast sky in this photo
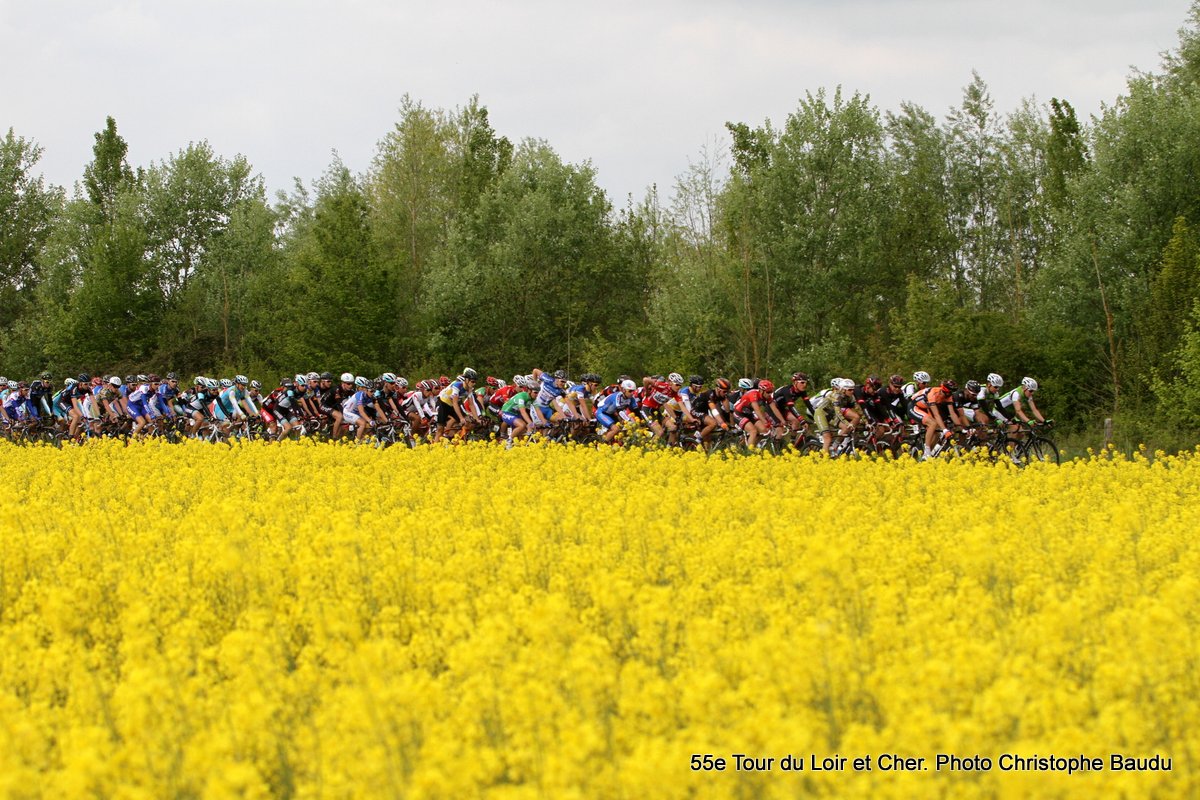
[1,1,1192,204]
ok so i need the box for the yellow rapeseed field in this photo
[0,440,1195,799]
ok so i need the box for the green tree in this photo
[0,129,63,336]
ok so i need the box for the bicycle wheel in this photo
[1023,437,1060,464]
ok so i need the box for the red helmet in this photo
[486,376,499,388]
[758,379,775,394]
[438,375,450,387]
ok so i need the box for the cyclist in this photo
[639,373,685,441]
[436,368,480,441]
[693,377,733,445]
[996,377,1047,434]
[341,376,377,441]
[733,378,786,448]
[1,382,38,427]
[500,375,536,441]
[914,379,965,459]
[595,379,641,443]
[262,378,304,439]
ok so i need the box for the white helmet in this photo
[668,372,684,385]
[986,373,1003,388]
[913,371,931,384]
[204,378,220,390]
[737,378,753,390]
[219,378,234,388]
[396,377,409,389]
[620,379,637,391]
[294,375,308,388]
[109,376,122,386]
[235,374,249,385]
[355,376,371,388]
[496,379,506,388]
[64,378,78,388]
[306,371,319,382]
[1022,377,1039,392]
[340,372,354,383]
[380,372,397,384]
[838,378,856,390]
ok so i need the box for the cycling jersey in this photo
[692,389,730,419]
[595,390,639,429]
[438,380,467,405]
[501,391,532,413]
[996,387,1032,420]
[639,381,678,411]
[2,392,37,421]
[733,389,772,418]
[533,375,565,407]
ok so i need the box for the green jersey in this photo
[502,391,532,413]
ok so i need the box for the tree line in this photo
[5,5,1200,441]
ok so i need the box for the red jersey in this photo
[734,388,770,415]
[640,380,679,410]
[489,385,517,406]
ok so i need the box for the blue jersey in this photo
[598,391,638,415]
[535,374,565,406]
[3,394,38,421]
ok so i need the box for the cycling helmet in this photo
[204,378,220,390]
[620,379,637,391]
[913,371,931,384]
[30,380,43,391]
[485,376,498,388]
[136,374,148,383]
[340,372,354,383]
[219,378,234,389]
[715,378,731,391]
[39,372,51,381]
[438,375,450,387]
[668,372,684,385]
[0,376,6,385]
[109,376,122,386]
[250,380,262,390]
[512,374,523,385]
[193,376,205,386]
[553,369,568,381]
[791,372,809,383]
[1022,377,1039,392]
[234,374,248,385]
[282,378,295,389]
[965,380,981,393]
[396,377,409,389]
[294,375,308,388]
[64,378,78,388]
[320,372,333,381]
[890,374,904,387]
[7,381,18,390]
[165,372,178,381]
[16,381,28,389]
[124,375,136,386]
[355,376,371,388]
[462,367,478,381]
[986,373,1004,388]
[148,374,160,383]
[494,379,505,388]
[306,371,319,382]
[941,379,958,393]
[78,373,90,383]
[758,379,775,394]
[840,378,857,390]
[737,378,753,390]
[865,375,883,389]
[688,375,703,387]
[380,372,397,384]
